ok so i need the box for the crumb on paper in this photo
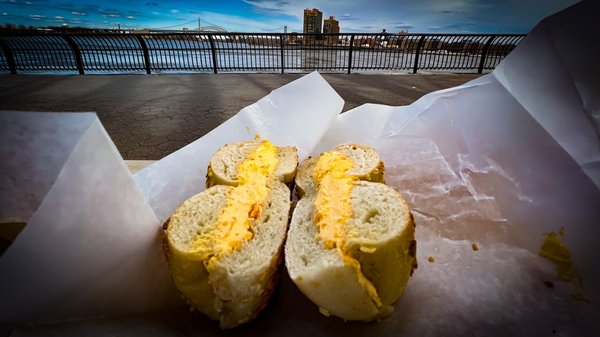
[427,256,435,263]
[471,243,479,251]
[539,229,588,302]
[571,290,591,303]
[539,231,574,282]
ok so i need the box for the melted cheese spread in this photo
[313,151,382,307]
[193,140,278,269]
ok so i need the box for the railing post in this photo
[0,37,17,75]
[280,34,285,74]
[477,35,496,74]
[135,35,151,74]
[62,35,84,75]
[412,35,426,74]
[347,34,355,74]
[207,34,218,74]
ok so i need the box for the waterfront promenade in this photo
[0,73,479,159]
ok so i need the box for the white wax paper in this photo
[0,112,97,221]
[0,113,179,323]
[494,3,600,188]
[2,1,600,336]
[313,93,600,334]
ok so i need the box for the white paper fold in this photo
[0,113,178,323]
[0,112,97,221]
[134,71,344,222]
[493,0,600,188]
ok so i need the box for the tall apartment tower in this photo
[303,8,323,33]
[323,16,339,34]
[323,16,340,45]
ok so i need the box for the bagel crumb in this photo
[319,307,331,317]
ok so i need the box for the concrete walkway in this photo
[0,73,480,159]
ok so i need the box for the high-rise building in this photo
[303,8,323,34]
[323,16,340,45]
[323,16,339,34]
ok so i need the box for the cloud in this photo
[242,0,303,18]
[438,10,465,14]
[126,16,136,20]
[243,0,291,11]
[1,0,32,6]
[339,14,359,21]
[394,23,415,30]
[197,10,298,32]
[71,11,85,16]
[170,9,179,14]
[429,0,476,13]
[440,22,476,32]
[101,9,123,18]
[2,12,8,15]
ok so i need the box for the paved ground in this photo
[0,73,480,159]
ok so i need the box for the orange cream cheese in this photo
[313,151,383,308]
[193,140,279,270]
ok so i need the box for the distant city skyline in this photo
[0,0,579,33]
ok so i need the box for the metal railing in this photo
[0,32,525,75]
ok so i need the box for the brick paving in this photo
[0,73,480,159]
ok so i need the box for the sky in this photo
[0,0,579,33]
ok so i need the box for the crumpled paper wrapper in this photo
[1,1,599,336]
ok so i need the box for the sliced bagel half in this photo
[285,145,416,321]
[165,140,296,328]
